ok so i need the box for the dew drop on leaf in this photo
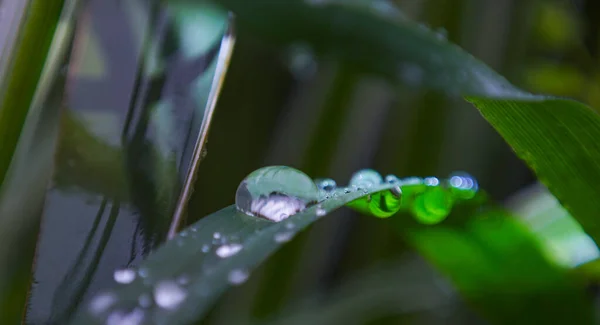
[153,281,187,310]
[448,172,478,199]
[424,177,440,186]
[106,308,144,325]
[350,169,383,188]
[113,269,136,284]
[411,187,453,224]
[385,175,401,184]
[235,166,319,222]
[228,269,249,286]
[315,178,337,192]
[89,292,117,315]
[216,244,243,258]
[274,231,295,243]
[316,207,326,217]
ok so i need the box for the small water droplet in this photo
[153,281,187,310]
[216,244,243,258]
[285,222,295,229]
[228,269,249,285]
[315,178,337,192]
[435,27,448,40]
[448,172,478,199]
[138,294,153,308]
[180,230,188,237]
[424,177,440,186]
[236,166,319,222]
[391,186,402,198]
[89,292,117,314]
[106,308,144,325]
[350,169,383,188]
[114,269,136,284]
[213,232,221,239]
[316,207,326,217]
[401,177,423,186]
[274,231,295,243]
[137,268,149,278]
[201,244,210,253]
[344,188,350,194]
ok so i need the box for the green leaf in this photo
[69,178,589,324]
[209,0,600,246]
[0,0,78,323]
[68,185,395,324]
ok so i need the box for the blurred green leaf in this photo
[0,0,78,323]
[0,0,65,186]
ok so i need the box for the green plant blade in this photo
[25,2,234,323]
[209,0,600,246]
[69,181,589,324]
[68,186,391,325]
[467,97,600,245]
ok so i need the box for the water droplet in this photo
[424,177,440,186]
[274,231,295,243]
[435,28,448,40]
[315,178,337,192]
[106,308,144,325]
[180,230,188,237]
[213,232,221,239]
[153,281,187,310]
[137,268,149,278]
[138,294,153,308]
[201,244,210,253]
[448,172,478,200]
[411,187,453,225]
[398,63,424,86]
[316,207,326,217]
[236,166,319,222]
[89,292,117,314]
[216,244,243,258]
[350,169,383,188]
[228,269,249,285]
[391,186,402,198]
[114,268,136,284]
[285,222,295,229]
[385,175,401,184]
[401,177,423,186]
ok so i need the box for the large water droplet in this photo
[228,269,249,285]
[349,169,383,188]
[216,244,243,258]
[153,281,187,310]
[236,166,319,222]
[114,269,136,284]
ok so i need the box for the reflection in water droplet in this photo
[316,207,326,217]
[385,175,400,184]
[350,169,383,188]
[153,281,187,310]
[138,294,153,308]
[235,166,319,222]
[114,269,136,284]
[274,231,295,243]
[90,292,117,314]
[315,178,337,192]
[228,269,249,285]
[106,308,144,325]
[216,244,243,258]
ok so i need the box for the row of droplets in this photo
[235,166,478,225]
